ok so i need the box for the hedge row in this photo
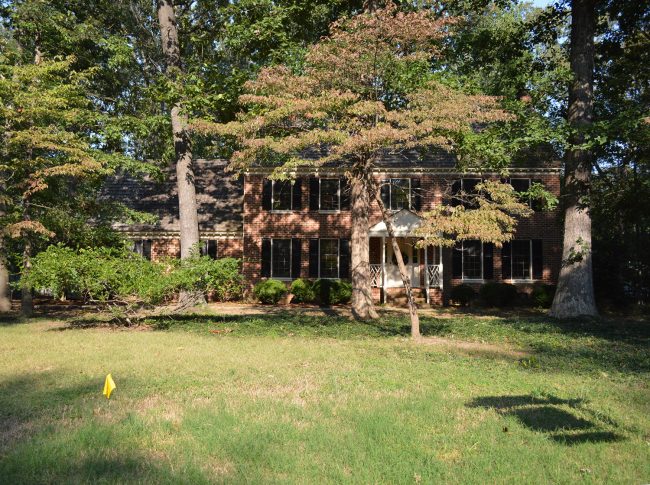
[254,278,352,305]
[450,282,556,308]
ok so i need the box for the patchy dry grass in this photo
[0,308,648,484]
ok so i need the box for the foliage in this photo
[417,180,533,247]
[312,279,352,306]
[173,256,244,302]
[23,244,244,304]
[531,283,556,308]
[289,278,315,303]
[253,279,288,304]
[450,283,476,306]
[479,281,518,308]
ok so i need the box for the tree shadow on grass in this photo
[466,394,624,445]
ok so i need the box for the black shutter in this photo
[208,240,218,259]
[483,243,494,279]
[291,238,301,279]
[451,180,461,207]
[292,178,302,210]
[339,239,350,279]
[262,179,272,210]
[308,239,319,278]
[531,179,544,211]
[452,244,463,279]
[261,238,271,277]
[340,178,350,210]
[309,177,320,210]
[380,179,390,209]
[411,178,422,211]
[143,240,152,260]
[501,241,512,280]
[532,239,543,279]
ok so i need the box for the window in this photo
[272,180,292,211]
[201,240,218,259]
[452,178,481,207]
[390,178,411,210]
[271,239,292,278]
[319,239,340,278]
[320,179,340,211]
[501,239,541,281]
[133,239,152,260]
[462,240,483,279]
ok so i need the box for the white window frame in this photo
[132,239,152,260]
[270,238,293,280]
[389,178,412,211]
[200,239,218,259]
[271,180,294,213]
[319,178,341,213]
[506,239,534,282]
[461,240,484,281]
[318,238,340,279]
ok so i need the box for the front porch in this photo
[367,210,443,306]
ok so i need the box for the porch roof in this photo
[368,209,423,238]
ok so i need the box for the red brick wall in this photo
[150,237,243,261]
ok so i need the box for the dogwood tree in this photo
[194,3,530,335]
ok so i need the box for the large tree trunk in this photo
[375,188,420,339]
[550,0,598,318]
[349,163,378,320]
[20,237,33,317]
[157,0,203,306]
[0,240,11,313]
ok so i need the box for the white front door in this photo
[385,239,420,288]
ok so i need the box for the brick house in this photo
[105,152,562,305]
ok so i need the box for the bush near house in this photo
[450,284,477,306]
[531,283,556,308]
[253,279,288,304]
[312,279,352,305]
[290,279,316,303]
[479,282,519,307]
[24,244,244,304]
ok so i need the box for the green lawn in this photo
[0,308,648,484]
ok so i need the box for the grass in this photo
[0,307,648,484]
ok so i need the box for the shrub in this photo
[531,283,556,308]
[253,279,288,304]
[450,284,476,306]
[312,279,352,305]
[173,256,244,301]
[479,282,518,307]
[290,278,316,303]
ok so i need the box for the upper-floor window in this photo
[132,239,152,260]
[451,178,481,207]
[272,180,293,211]
[380,178,422,211]
[200,239,218,259]
[262,179,302,212]
[320,179,340,212]
[508,177,545,211]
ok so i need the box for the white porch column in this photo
[439,244,444,291]
[381,236,386,304]
[424,244,430,304]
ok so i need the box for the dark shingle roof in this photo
[103,159,243,234]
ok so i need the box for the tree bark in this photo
[375,187,420,339]
[550,0,598,318]
[0,239,10,313]
[156,0,204,306]
[349,163,378,320]
[20,237,33,317]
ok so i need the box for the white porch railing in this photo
[427,264,442,288]
[370,264,383,287]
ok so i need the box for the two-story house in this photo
[105,152,562,305]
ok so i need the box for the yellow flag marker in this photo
[103,374,116,399]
